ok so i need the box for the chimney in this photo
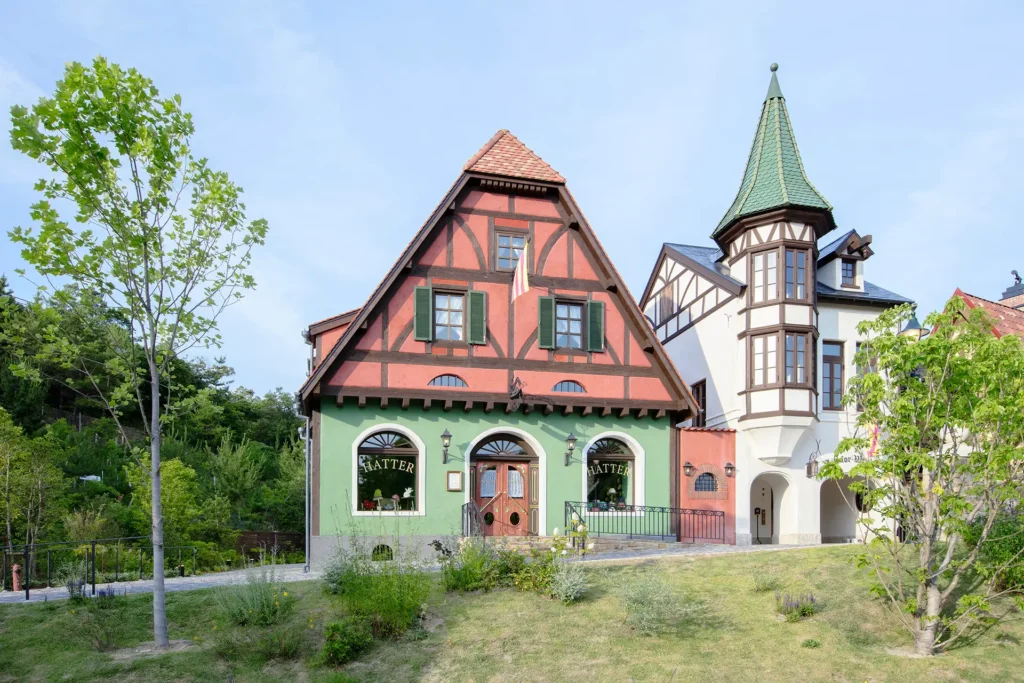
[1001,270,1024,310]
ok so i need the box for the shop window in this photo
[586,438,634,509]
[356,430,419,512]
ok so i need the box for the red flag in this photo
[511,241,529,301]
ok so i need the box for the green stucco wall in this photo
[318,397,673,537]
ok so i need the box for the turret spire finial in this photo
[765,63,783,100]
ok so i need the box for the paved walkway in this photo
[0,542,835,605]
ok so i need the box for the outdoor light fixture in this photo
[900,305,926,341]
[805,456,819,479]
[683,461,694,477]
[441,429,452,464]
[724,462,735,478]
[564,432,577,466]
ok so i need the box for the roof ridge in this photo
[961,291,1024,313]
[819,228,856,253]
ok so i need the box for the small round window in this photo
[483,512,494,526]
[509,512,521,526]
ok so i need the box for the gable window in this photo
[496,232,526,270]
[434,292,464,341]
[586,438,634,507]
[751,334,778,386]
[356,431,419,512]
[750,250,779,304]
[785,248,809,300]
[428,374,468,388]
[694,472,718,492]
[552,380,586,393]
[691,380,707,427]
[556,302,584,350]
[841,259,856,287]
[822,342,844,410]
[785,333,809,384]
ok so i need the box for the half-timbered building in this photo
[639,65,913,546]
[299,131,700,562]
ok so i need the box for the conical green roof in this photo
[712,64,832,238]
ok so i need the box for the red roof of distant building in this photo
[955,289,1024,338]
[463,129,565,183]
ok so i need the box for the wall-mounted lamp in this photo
[724,462,735,478]
[441,429,452,464]
[805,456,819,479]
[683,461,694,477]
[564,432,577,466]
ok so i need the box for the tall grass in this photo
[215,566,293,626]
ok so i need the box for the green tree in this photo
[126,457,199,545]
[7,57,267,645]
[821,300,1024,656]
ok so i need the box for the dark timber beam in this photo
[401,398,410,410]
[357,395,366,408]
[581,406,593,417]
[380,397,388,410]
[484,401,494,414]
[601,407,612,418]
[655,409,667,420]
[543,404,554,415]
[619,407,630,418]
[505,403,515,414]
[443,399,453,412]
[463,400,474,412]
[636,408,649,420]
[336,393,344,406]
[423,399,432,411]
[563,405,574,416]
[523,403,534,415]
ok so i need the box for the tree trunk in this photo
[913,580,942,655]
[150,365,169,647]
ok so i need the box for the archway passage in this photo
[750,473,790,544]
[820,477,860,543]
[470,435,538,536]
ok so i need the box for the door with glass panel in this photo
[475,462,530,536]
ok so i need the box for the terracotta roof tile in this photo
[958,290,1024,338]
[463,129,565,183]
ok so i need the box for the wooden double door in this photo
[473,460,534,537]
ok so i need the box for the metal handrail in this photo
[461,500,486,543]
[565,501,726,543]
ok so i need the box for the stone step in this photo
[485,535,688,555]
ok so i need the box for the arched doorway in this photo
[749,472,790,544]
[470,435,538,536]
[820,477,860,543]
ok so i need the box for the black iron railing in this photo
[2,537,198,601]
[564,502,726,543]
[461,501,486,542]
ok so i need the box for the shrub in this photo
[322,541,429,640]
[550,561,588,604]
[434,538,497,592]
[81,607,120,652]
[95,585,119,609]
[494,547,527,584]
[55,558,89,602]
[776,591,820,622]
[622,571,708,636]
[322,617,374,665]
[513,548,556,593]
[752,565,784,593]
[216,566,293,626]
[801,638,821,649]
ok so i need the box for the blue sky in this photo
[1,1,1022,395]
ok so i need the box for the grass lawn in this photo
[0,546,1021,682]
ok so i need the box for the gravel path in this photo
[0,542,836,605]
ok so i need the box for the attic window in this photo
[841,259,856,287]
[552,380,586,393]
[428,374,468,388]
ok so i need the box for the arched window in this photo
[473,437,531,458]
[428,374,468,388]
[356,430,419,512]
[586,438,634,508]
[694,472,718,492]
[552,380,586,393]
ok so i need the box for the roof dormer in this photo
[818,230,873,292]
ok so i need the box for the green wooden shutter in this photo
[538,296,555,349]
[467,290,487,345]
[587,300,605,352]
[414,286,433,341]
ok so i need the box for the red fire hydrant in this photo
[11,564,22,592]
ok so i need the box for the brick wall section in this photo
[679,428,737,544]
